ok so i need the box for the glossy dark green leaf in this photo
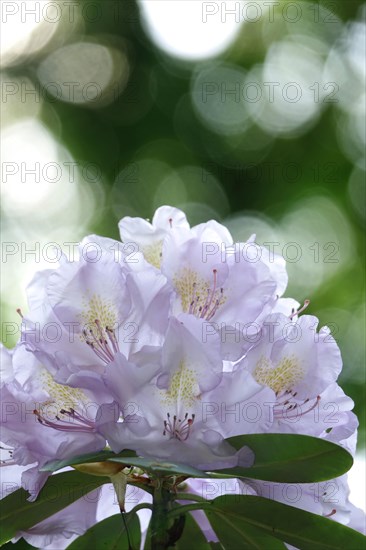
[208,513,287,549]
[67,513,141,550]
[40,449,137,472]
[214,434,353,482]
[109,456,205,478]
[0,470,108,545]
[205,495,366,550]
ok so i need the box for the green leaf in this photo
[0,470,108,545]
[214,434,353,482]
[109,457,206,478]
[143,511,224,550]
[175,513,219,550]
[67,513,141,550]
[205,495,366,550]
[41,449,137,472]
[208,513,287,549]
[1,540,37,549]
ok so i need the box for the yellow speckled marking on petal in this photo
[161,362,199,408]
[40,370,89,416]
[173,267,226,315]
[142,240,163,269]
[78,293,118,341]
[253,355,304,393]
[80,293,117,328]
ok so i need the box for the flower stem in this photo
[150,482,174,550]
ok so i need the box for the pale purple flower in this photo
[242,312,342,402]
[0,206,361,548]
[101,315,267,469]
[119,206,287,360]
[1,345,109,500]
[20,236,172,386]
[119,205,191,269]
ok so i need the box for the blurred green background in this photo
[1,0,365,468]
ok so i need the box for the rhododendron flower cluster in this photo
[1,207,364,549]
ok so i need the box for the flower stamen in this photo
[186,269,224,321]
[163,412,195,441]
[274,392,321,420]
[289,300,310,319]
[0,445,16,467]
[83,319,120,365]
[33,408,96,433]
